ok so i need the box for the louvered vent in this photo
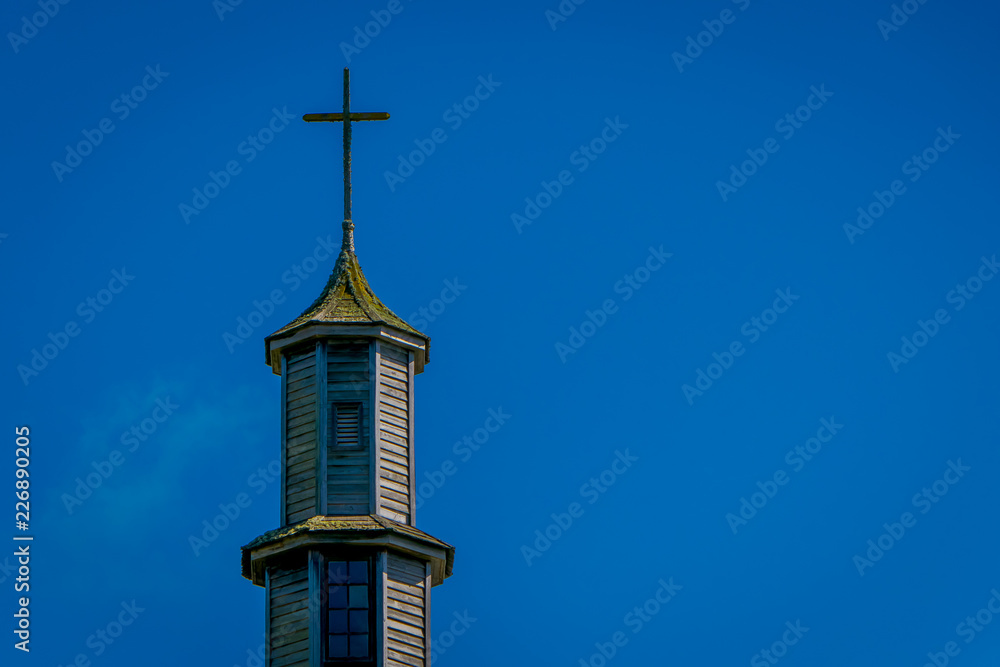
[331,403,362,448]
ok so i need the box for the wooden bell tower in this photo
[241,69,454,667]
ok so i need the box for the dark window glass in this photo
[349,634,369,658]
[326,558,372,662]
[329,562,348,582]
[329,636,348,658]
[329,610,349,633]
[349,586,369,608]
[349,610,369,633]
[328,586,347,609]
[349,561,368,584]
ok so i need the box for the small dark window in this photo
[331,403,362,448]
[326,559,373,662]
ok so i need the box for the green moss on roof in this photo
[269,248,426,340]
[241,514,454,582]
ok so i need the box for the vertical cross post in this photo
[303,69,390,253]
[342,68,352,226]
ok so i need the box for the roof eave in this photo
[263,322,429,374]
[241,523,453,586]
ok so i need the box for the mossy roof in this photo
[267,247,427,343]
[241,514,454,581]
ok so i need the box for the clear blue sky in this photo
[3,0,1000,665]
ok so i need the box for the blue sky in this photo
[3,0,1000,665]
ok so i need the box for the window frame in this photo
[321,552,376,665]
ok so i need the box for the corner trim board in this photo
[280,354,288,525]
[316,341,328,514]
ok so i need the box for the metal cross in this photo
[303,68,389,250]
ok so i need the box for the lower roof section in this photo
[242,514,453,587]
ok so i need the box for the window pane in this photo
[328,585,347,609]
[329,562,348,584]
[329,610,349,634]
[349,633,370,658]
[349,561,368,584]
[349,609,369,633]
[349,585,369,609]
[329,635,348,658]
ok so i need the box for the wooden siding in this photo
[386,553,427,667]
[378,344,411,524]
[268,563,310,667]
[327,340,372,514]
[284,348,317,525]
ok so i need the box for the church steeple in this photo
[264,68,429,376]
[242,70,453,667]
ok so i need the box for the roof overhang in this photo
[241,516,453,587]
[264,322,429,375]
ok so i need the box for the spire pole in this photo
[302,69,390,255]
[342,68,353,251]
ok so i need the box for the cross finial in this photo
[303,69,390,253]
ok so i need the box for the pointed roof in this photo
[264,221,429,365]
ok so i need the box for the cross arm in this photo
[302,112,390,122]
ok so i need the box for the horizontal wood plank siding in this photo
[284,349,317,525]
[327,340,371,514]
[269,563,310,667]
[379,344,411,523]
[386,553,426,667]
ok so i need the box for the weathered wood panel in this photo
[284,348,316,525]
[378,344,411,523]
[386,553,426,667]
[327,340,371,514]
[269,563,310,667]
